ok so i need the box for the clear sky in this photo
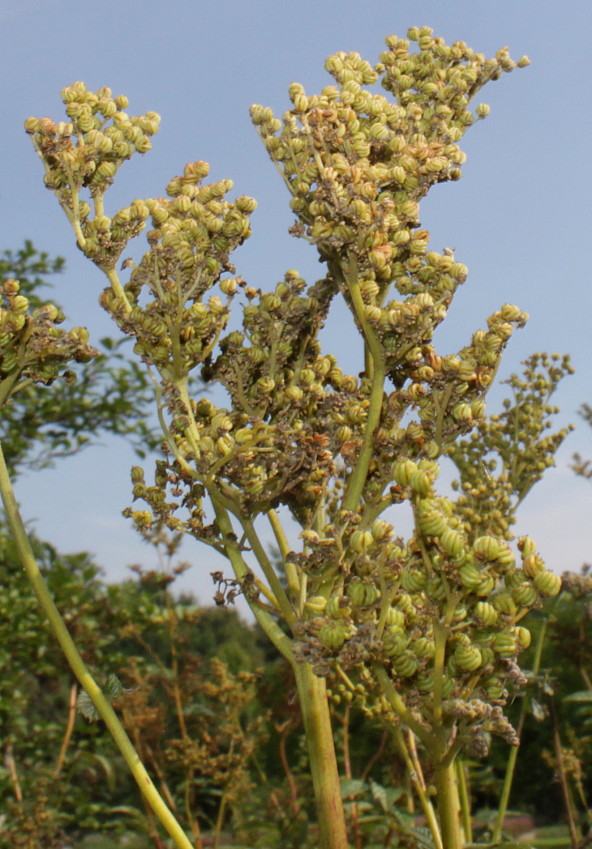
[1,0,591,614]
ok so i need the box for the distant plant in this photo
[1,25,574,849]
[0,240,158,474]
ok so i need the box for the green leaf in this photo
[76,688,101,722]
[563,690,592,702]
[340,778,367,799]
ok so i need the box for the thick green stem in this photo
[292,662,349,849]
[0,441,193,849]
[433,759,463,849]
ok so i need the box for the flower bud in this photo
[511,582,538,608]
[474,601,498,626]
[533,570,562,597]
[393,652,419,677]
[440,529,465,559]
[401,569,426,592]
[305,596,327,613]
[347,580,380,607]
[318,622,349,650]
[350,529,374,553]
[391,458,417,486]
[492,632,517,657]
[455,643,483,672]
[326,595,352,620]
[459,563,482,590]
[410,637,435,659]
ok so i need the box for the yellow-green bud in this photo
[441,529,465,559]
[391,458,417,486]
[511,582,539,608]
[455,643,483,672]
[474,601,498,626]
[326,596,352,619]
[492,633,517,657]
[533,570,562,597]
[492,592,517,616]
[305,596,327,613]
[318,622,349,651]
[347,580,380,607]
[393,652,419,677]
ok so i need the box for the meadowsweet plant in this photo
[16,26,569,849]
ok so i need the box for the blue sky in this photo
[1,0,591,612]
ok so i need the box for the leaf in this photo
[466,843,535,849]
[340,778,367,799]
[564,690,592,702]
[76,688,100,722]
[369,779,389,812]
[410,825,436,848]
[76,674,124,721]
[104,673,124,700]
[530,697,548,721]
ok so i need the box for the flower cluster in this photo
[450,353,574,539]
[251,27,527,294]
[26,82,160,269]
[0,278,96,405]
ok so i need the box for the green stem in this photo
[433,758,463,849]
[240,517,297,627]
[292,662,349,849]
[0,441,193,849]
[372,665,436,750]
[340,254,386,511]
[211,498,295,662]
[267,508,301,599]
[491,605,551,843]
[455,759,472,844]
[393,728,443,849]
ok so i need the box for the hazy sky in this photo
[1,0,591,613]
